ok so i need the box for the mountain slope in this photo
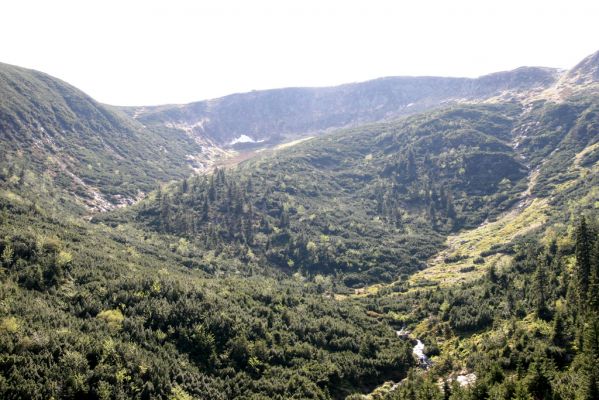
[563,49,599,85]
[0,192,417,399]
[0,62,208,212]
[105,103,529,286]
[110,78,599,289]
[125,67,561,147]
[1,50,599,400]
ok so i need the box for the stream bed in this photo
[396,329,431,369]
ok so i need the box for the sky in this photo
[2,0,599,106]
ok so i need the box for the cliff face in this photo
[125,67,563,146]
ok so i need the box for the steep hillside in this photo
[102,103,525,284]
[562,49,599,85]
[0,63,209,212]
[1,50,598,400]
[125,67,561,147]
[110,85,599,289]
[534,49,599,102]
[99,83,599,399]
[0,192,418,400]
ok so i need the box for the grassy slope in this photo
[103,102,538,288]
[0,62,204,212]
[1,58,598,399]
[349,93,599,399]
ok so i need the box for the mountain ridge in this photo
[2,51,597,213]
[0,61,214,212]
[0,50,599,399]
[124,65,565,147]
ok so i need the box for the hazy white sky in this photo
[2,0,598,105]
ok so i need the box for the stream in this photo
[391,328,475,393]
[412,339,432,368]
[396,329,432,369]
[385,330,432,392]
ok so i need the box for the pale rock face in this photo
[456,373,477,387]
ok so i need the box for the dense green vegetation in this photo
[0,62,204,211]
[103,95,599,290]
[1,53,598,399]
[357,215,599,400]
[0,197,416,399]
[102,103,539,287]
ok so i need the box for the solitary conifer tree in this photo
[576,217,592,304]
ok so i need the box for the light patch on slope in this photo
[164,118,240,173]
[526,71,599,103]
[165,118,210,136]
[409,197,549,289]
[274,136,314,150]
[132,107,147,119]
[573,142,599,168]
[229,134,264,145]
[185,144,234,174]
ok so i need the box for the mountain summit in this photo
[564,49,599,84]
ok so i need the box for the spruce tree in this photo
[578,316,599,400]
[181,178,188,193]
[201,196,209,222]
[406,148,417,181]
[576,217,592,304]
[208,175,216,202]
[551,312,569,348]
[589,239,599,313]
[534,253,549,319]
[525,361,553,400]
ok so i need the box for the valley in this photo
[0,50,598,400]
